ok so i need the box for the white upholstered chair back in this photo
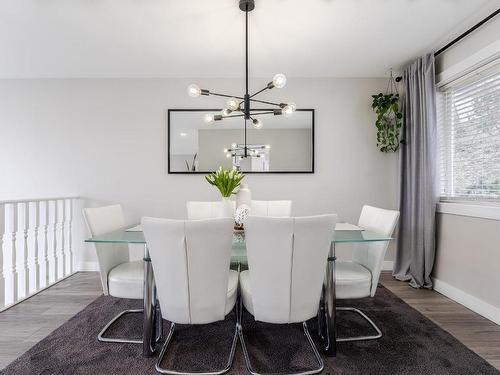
[244,214,337,324]
[186,201,236,220]
[352,205,399,297]
[83,204,129,295]
[250,200,292,217]
[142,217,234,325]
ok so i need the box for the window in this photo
[438,64,500,201]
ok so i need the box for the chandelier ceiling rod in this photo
[186,0,296,158]
[244,8,249,156]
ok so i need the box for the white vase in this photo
[236,184,252,208]
[219,197,235,219]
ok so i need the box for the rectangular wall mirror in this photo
[168,109,314,173]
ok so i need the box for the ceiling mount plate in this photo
[239,0,255,12]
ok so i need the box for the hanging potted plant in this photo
[371,72,403,153]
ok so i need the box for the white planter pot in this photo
[219,197,235,219]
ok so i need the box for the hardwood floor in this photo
[0,271,499,371]
[380,272,500,370]
[0,272,102,369]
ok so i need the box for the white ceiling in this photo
[0,0,499,79]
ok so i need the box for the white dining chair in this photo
[239,214,337,375]
[186,200,236,220]
[335,205,399,342]
[83,204,147,344]
[249,200,292,217]
[142,217,238,375]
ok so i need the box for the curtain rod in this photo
[434,8,500,57]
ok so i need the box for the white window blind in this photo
[438,64,500,201]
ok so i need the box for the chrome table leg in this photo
[323,242,337,356]
[154,286,163,342]
[143,244,156,357]
[317,283,325,339]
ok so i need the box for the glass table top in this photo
[85,226,392,245]
[85,226,391,263]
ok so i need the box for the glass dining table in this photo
[85,225,392,357]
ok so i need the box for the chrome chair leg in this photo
[98,298,163,345]
[98,309,143,344]
[238,320,324,375]
[155,321,238,375]
[336,307,382,342]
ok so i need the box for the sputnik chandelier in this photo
[187,0,296,158]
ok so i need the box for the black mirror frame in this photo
[167,108,315,174]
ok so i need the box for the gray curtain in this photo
[393,54,439,289]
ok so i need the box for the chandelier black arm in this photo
[221,113,246,119]
[248,111,275,116]
[249,86,270,98]
[249,98,282,107]
[221,111,274,119]
[221,110,276,120]
[209,92,245,100]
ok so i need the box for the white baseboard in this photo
[433,278,500,326]
[382,261,394,271]
[76,262,99,272]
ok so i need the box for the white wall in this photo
[432,16,500,325]
[0,78,399,267]
[434,212,500,320]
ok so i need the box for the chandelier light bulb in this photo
[187,84,201,98]
[204,113,215,124]
[221,108,232,116]
[283,102,296,117]
[226,153,232,158]
[227,98,240,111]
[231,143,237,148]
[272,74,287,89]
[253,118,263,129]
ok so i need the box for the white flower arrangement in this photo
[205,166,245,198]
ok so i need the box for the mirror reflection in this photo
[168,109,314,173]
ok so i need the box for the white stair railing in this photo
[28,201,40,294]
[39,201,50,289]
[48,200,58,284]
[0,204,5,308]
[0,197,79,310]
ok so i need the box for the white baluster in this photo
[16,203,29,299]
[38,201,50,288]
[4,203,18,305]
[0,204,5,309]
[28,201,40,293]
[64,199,73,275]
[48,200,58,283]
[56,200,65,279]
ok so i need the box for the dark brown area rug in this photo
[1,285,498,375]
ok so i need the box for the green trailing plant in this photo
[371,93,403,153]
[205,166,245,198]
